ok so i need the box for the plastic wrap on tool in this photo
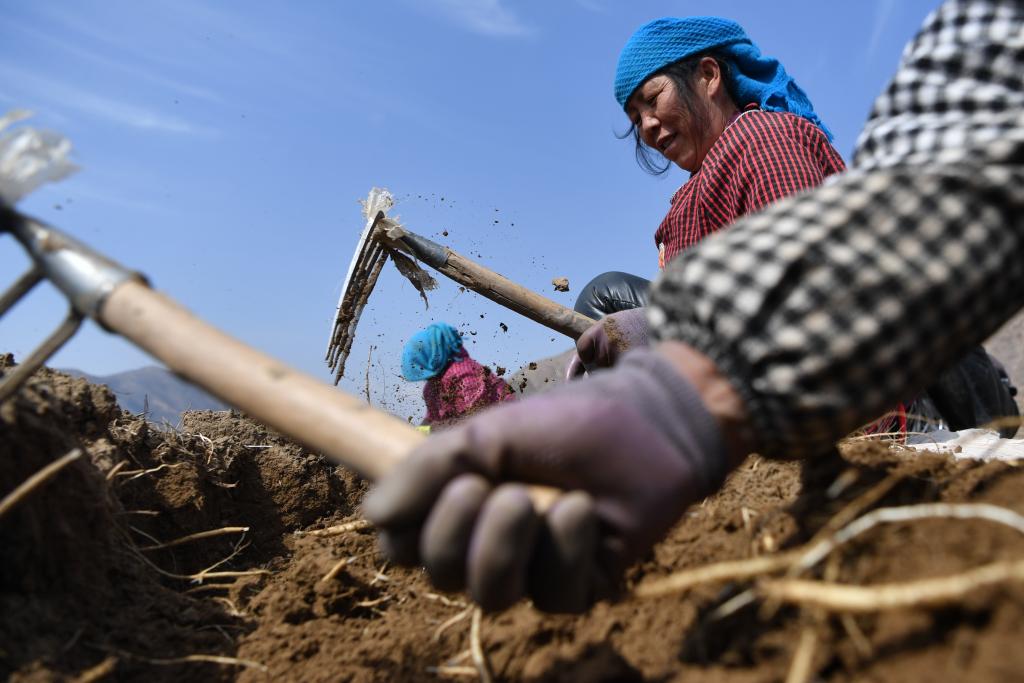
[0,109,78,205]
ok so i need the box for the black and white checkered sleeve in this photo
[647,0,1024,459]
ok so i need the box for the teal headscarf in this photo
[614,16,832,140]
[401,322,464,381]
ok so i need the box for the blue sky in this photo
[1,0,940,419]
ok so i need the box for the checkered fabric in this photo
[647,0,1024,459]
[655,109,846,264]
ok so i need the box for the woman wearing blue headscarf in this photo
[572,16,845,342]
[402,322,514,428]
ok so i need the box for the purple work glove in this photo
[566,307,650,380]
[364,348,727,614]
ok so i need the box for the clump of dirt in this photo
[551,277,570,293]
[4,356,1024,682]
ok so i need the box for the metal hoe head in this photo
[324,188,437,384]
[0,205,140,403]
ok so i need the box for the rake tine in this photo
[0,265,44,315]
[0,308,82,403]
[332,245,388,384]
[327,236,384,366]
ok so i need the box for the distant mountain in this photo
[62,366,228,426]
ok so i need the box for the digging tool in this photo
[0,205,557,507]
[326,188,595,383]
[0,205,417,480]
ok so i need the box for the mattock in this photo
[325,188,595,383]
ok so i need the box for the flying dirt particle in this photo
[528,362,538,370]
[443,230,448,236]
[470,330,477,336]
[493,220,499,224]
[459,286,466,292]
[480,314,485,319]
[496,366,506,376]
[499,322,508,333]
[53,204,62,210]
[552,277,570,292]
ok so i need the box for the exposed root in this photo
[0,447,82,518]
[140,526,250,551]
[760,559,1024,613]
[423,592,469,608]
[433,606,473,642]
[784,626,818,683]
[319,556,352,584]
[470,608,492,683]
[105,460,127,480]
[73,656,117,683]
[794,503,1024,573]
[114,462,185,481]
[633,552,797,599]
[299,519,372,537]
[92,645,268,673]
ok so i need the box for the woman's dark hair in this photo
[619,51,734,175]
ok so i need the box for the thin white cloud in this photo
[8,19,224,104]
[424,0,535,37]
[0,63,216,136]
[865,0,898,63]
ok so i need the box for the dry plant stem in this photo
[784,626,818,683]
[633,552,797,598]
[760,559,1024,613]
[0,447,81,518]
[470,608,493,683]
[320,556,352,584]
[795,503,1024,573]
[301,519,372,536]
[433,606,473,642]
[116,462,184,481]
[132,545,269,584]
[97,646,268,673]
[105,460,127,480]
[806,473,905,549]
[140,526,249,551]
[840,613,874,658]
[73,656,118,683]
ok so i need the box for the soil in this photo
[4,354,1024,682]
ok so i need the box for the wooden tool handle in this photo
[386,231,595,340]
[101,280,419,480]
[438,250,595,339]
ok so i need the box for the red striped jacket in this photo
[655,109,846,266]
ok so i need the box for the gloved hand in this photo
[566,307,650,380]
[364,348,728,614]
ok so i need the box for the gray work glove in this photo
[364,348,727,614]
[566,307,650,380]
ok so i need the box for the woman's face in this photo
[627,75,704,172]
[628,55,742,175]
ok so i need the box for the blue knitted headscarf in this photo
[401,322,465,381]
[614,16,832,140]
